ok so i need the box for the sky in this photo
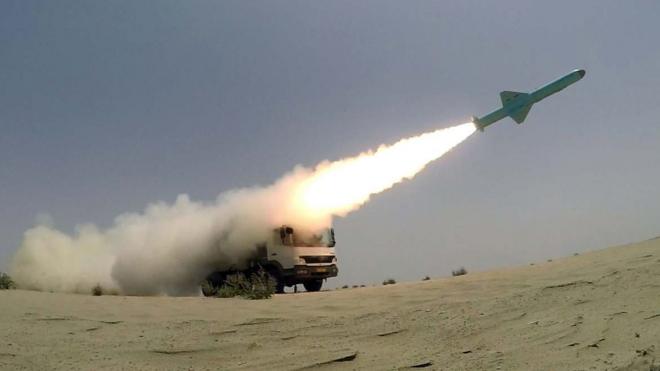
[2,1,660,287]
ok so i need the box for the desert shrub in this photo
[215,284,236,298]
[215,271,275,300]
[360,285,365,288]
[91,284,103,296]
[214,273,246,298]
[201,280,218,296]
[422,276,430,281]
[244,270,276,300]
[0,272,16,290]
[218,273,248,298]
[341,284,349,289]
[451,267,467,277]
[352,285,358,288]
[382,278,396,285]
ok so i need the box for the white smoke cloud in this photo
[11,168,321,296]
[10,123,475,296]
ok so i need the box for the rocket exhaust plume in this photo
[10,123,476,295]
[294,123,476,217]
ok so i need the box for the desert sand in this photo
[2,237,660,370]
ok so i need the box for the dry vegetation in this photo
[382,278,396,285]
[451,267,468,277]
[204,271,276,300]
[0,272,16,290]
[91,284,103,296]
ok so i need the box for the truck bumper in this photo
[292,264,338,279]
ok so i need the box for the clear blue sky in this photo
[2,1,659,286]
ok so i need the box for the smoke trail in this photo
[293,123,476,217]
[10,123,475,295]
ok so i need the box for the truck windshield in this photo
[279,227,335,247]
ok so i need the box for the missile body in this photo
[472,69,585,131]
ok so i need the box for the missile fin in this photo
[500,91,525,106]
[510,104,533,124]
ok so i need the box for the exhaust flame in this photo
[294,123,476,217]
[10,123,475,295]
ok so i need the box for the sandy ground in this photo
[2,237,660,370]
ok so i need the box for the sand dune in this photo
[2,237,660,370]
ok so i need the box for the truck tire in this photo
[303,279,323,292]
[274,280,285,294]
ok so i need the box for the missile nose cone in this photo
[577,69,586,78]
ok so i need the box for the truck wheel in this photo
[274,280,285,294]
[303,279,323,292]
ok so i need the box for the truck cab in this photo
[202,225,338,294]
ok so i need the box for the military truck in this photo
[201,225,338,294]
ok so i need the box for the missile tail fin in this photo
[510,104,533,124]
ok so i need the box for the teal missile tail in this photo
[472,69,585,131]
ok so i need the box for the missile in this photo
[472,69,585,131]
